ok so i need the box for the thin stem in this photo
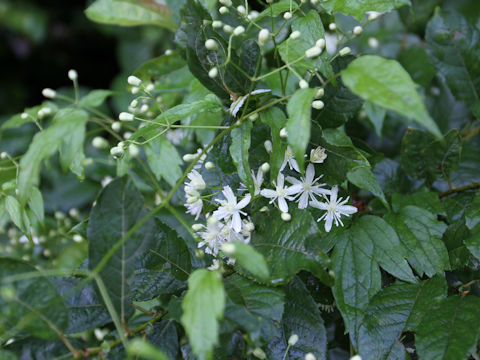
[439,182,480,198]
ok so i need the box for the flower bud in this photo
[21,112,29,119]
[305,353,316,360]
[131,86,139,94]
[283,12,292,20]
[249,113,259,121]
[219,6,229,14]
[219,0,232,6]
[368,37,379,48]
[205,39,218,50]
[290,30,301,39]
[111,122,122,132]
[261,162,270,173]
[248,11,259,20]
[0,152,8,160]
[311,0,319,4]
[192,224,203,231]
[187,196,199,204]
[42,88,56,99]
[252,348,266,359]
[123,132,133,140]
[183,153,196,162]
[110,146,124,159]
[209,67,218,78]
[207,216,218,225]
[258,28,270,46]
[299,79,309,89]
[353,25,363,35]
[223,24,233,33]
[73,234,83,243]
[233,26,245,36]
[119,112,134,121]
[145,83,155,92]
[165,49,173,55]
[67,69,78,82]
[92,136,109,149]
[368,12,380,21]
[280,127,288,139]
[312,100,324,110]
[222,242,236,255]
[288,334,298,346]
[236,5,246,15]
[129,144,140,157]
[328,23,336,31]
[260,206,269,212]
[350,356,362,360]
[212,20,223,28]
[305,46,322,58]
[316,38,326,49]
[264,140,273,153]
[281,212,292,221]
[339,47,351,56]
[205,161,215,170]
[245,222,255,232]
[127,75,142,86]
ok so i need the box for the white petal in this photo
[309,199,328,210]
[232,213,242,233]
[260,189,277,198]
[237,194,251,209]
[339,204,358,215]
[223,186,237,204]
[277,172,285,188]
[286,184,303,195]
[324,212,333,232]
[298,192,309,209]
[290,158,300,172]
[305,163,315,182]
[286,176,301,185]
[278,197,289,213]
[330,185,338,204]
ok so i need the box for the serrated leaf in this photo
[79,89,113,107]
[465,230,480,261]
[426,10,480,108]
[260,107,287,180]
[347,166,388,209]
[181,269,225,360]
[229,120,254,194]
[145,136,183,187]
[342,55,441,138]
[132,269,185,302]
[392,191,445,215]
[127,338,169,360]
[88,177,155,323]
[5,196,24,231]
[148,320,179,360]
[416,295,480,360]
[278,11,333,79]
[256,0,299,21]
[226,241,270,282]
[286,88,317,173]
[223,274,284,343]
[358,276,447,360]
[27,187,44,223]
[465,191,480,230]
[322,0,411,21]
[385,206,449,277]
[85,0,176,30]
[251,209,331,286]
[364,102,386,137]
[134,52,186,80]
[267,277,327,360]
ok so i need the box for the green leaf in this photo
[385,206,449,277]
[347,166,388,209]
[392,191,445,215]
[5,196,24,231]
[465,191,480,230]
[400,129,461,186]
[229,120,253,194]
[181,269,225,360]
[134,52,186,80]
[278,11,333,79]
[332,216,416,344]
[27,187,44,223]
[18,108,88,205]
[358,276,447,360]
[398,45,436,87]
[251,209,332,286]
[426,9,480,107]
[342,55,441,138]
[260,107,287,180]
[0,258,69,339]
[85,0,176,30]
[416,295,480,360]
[145,136,183,187]
[465,230,480,261]
[127,338,169,360]
[256,0,299,21]
[88,177,155,323]
[286,88,317,173]
[224,241,270,282]
[322,0,411,21]
[364,102,386,137]
[223,274,284,343]
[78,89,113,107]
[267,277,327,360]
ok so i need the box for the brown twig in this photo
[439,182,480,198]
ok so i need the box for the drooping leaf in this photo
[28,187,44,223]
[145,136,183,187]
[286,88,317,172]
[392,191,445,215]
[385,206,450,277]
[347,166,388,209]
[181,269,225,360]
[224,241,270,282]
[5,196,25,232]
[267,277,327,360]
[134,52,186,81]
[358,276,447,360]
[363,102,386,137]
[465,191,480,230]
[398,45,436,87]
[229,120,254,194]
[416,295,480,360]
[85,0,176,30]
[260,107,287,180]
[322,0,410,21]
[342,55,441,138]
[148,320,179,360]
[132,269,186,302]
[88,177,155,322]
[127,338,169,360]
[78,89,113,107]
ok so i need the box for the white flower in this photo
[258,28,270,46]
[286,163,330,209]
[310,146,327,163]
[198,218,224,256]
[186,197,203,220]
[310,185,357,232]
[68,69,78,81]
[280,146,300,172]
[205,39,218,50]
[185,169,206,192]
[42,88,56,99]
[127,75,142,86]
[213,186,251,232]
[251,168,264,196]
[260,172,301,213]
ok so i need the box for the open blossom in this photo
[310,185,357,232]
[280,146,300,172]
[286,163,330,209]
[185,169,206,193]
[186,198,203,220]
[198,217,224,256]
[213,186,251,233]
[310,146,327,163]
[260,172,302,213]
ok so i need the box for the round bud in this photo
[110,146,124,159]
[42,88,56,99]
[368,37,379,48]
[165,49,173,55]
[350,356,362,360]
[328,23,337,31]
[212,20,223,28]
[283,12,292,20]
[140,104,149,113]
[290,30,301,40]
[128,144,140,157]
[183,153,196,162]
[258,28,270,46]
[249,113,259,121]
[205,161,215,170]
[316,38,326,49]
[222,242,236,255]
[69,208,79,218]
[233,26,245,36]
[21,112,29,119]
[145,83,155,92]
[187,196,199,204]
[205,39,218,51]
[299,79,309,89]
[219,0,232,6]
[312,100,324,110]
[42,107,52,115]
[131,86,140,94]
[252,348,267,359]
[219,6,229,14]
[339,47,351,56]
[305,46,322,58]
[130,99,138,108]
[236,5,246,15]
[207,216,218,225]
[208,67,218,78]
[281,212,292,221]
[261,162,270,173]
[73,234,83,243]
[55,211,65,220]
[248,11,259,20]
[288,334,299,346]
[92,136,109,149]
[259,206,269,212]
[111,122,122,132]
[311,0,319,4]
[305,353,316,360]
[0,152,8,160]
[368,12,380,21]
[192,224,203,232]
[264,140,273,153]
[123,132,133,140]
[82,158,94,167]
[119,112,134,121]
[43,249,52,257]
[68,69,78,81]
[353,25,363,35]
[223,24,233,33]
[245,222,255,232]
[315,88,325,98]
[127,75,142,86]
[280,127,288,139]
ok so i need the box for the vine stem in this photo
[438,182,480,198]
